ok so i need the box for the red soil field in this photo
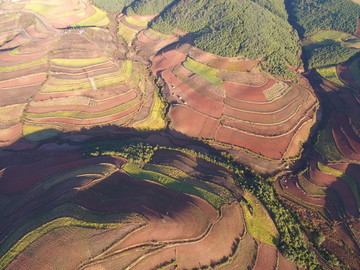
[151,49,187,75]
[253,242,278,270]
[173,64,225,101]
[207,58,259,72]
[332,119,359,160]
[308,161,358,216]
[0,85,42,106]
[223,89,308,124]
[131,14,157,21]
[25,25,53,40]
[0,123,22,143]
[1,64,48,81]
[27,103,140,125]
[223,79,275,102]
[337,63,360,90]
[75,171,218,244]
[0,155,126,194]
[277,253,298,270]
[222,95,315,136]
[280,177,326,207]
[0,51,46,62]
[174,202,244,269]
[169,105,219,139]
[0,73,47,88]
[27,91,137,114]
[224,84,302,113]
[356,19,360,37]
[32,88,93,101]
[121,17,144,31]
[335,114,360,153]
[8,224,143,270]
[215,125,292,159]
[137,30,158,44]
[162,69,224,118]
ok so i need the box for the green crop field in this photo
[316,65,347,88]
[118,23,138,45]
[350,57,360,88]
[24,3,56,15]
[317,162,360,209]
[133,92,166,130]
[50,57,108,67]
[0,217,124,269]
[123,163,225,208]
[23,125,59,141]
[125,16,148,27]
[26,98,139,119]
[74,5,109,27]
[183,57,223,87]
[241,191,279,246]
[314,123,344,161]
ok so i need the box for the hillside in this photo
[0,0,360,269]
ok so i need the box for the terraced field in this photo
[132,29,319,173]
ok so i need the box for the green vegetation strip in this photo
[123,163,225,209]
[145,163,234,202]
[0,57,48,72]
[82,141,323,269]
[133,92,167,130]
[183,57,223,87]
[316,65,347,88]
[50,57,108,67]
[125,16,148,27]
[241,191,279,246]
[74,5,109,27]
[317,162,360,209]
[24,3,55,15]
[0,217,123,269]
[26,98,139,119]
[314,123,344,161]
[23,125,59,141]
[349,57,360,88]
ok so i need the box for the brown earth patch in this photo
[253,242,278,270]
[0,73,47,88]
[169,105,219,139]
[163,69,223,118]
[0,84,41,106]
[223,79,275,102]
[0,123,22,143]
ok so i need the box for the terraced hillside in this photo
[1,0,360,269]
[0,0,161,147]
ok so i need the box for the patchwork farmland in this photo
[1,0,360,269]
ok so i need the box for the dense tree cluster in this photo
[288,0,360,37]
[305,42,359,68]
[91,0,133,12]
[126,0,175,15]
[149,0,300,78]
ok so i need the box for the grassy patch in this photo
[24,3,55,14]
[314,122,344,162]
[50,57,108,67]
[147,28,171,39]
[307,30,353,44]
[241,191,279,246]
[316,65,347,88]
[74,5,109,27]
[318,162,360,209]
[298,174,326,196]
[125,16,148,27]
[23,125,59,141]
[183,57,223,87]
[40,71,128,92]
[0,57,47,72]
[0,217,124,269]
[26,98,139,119]
[133,92,166,130]
[145,164,234,202]
[123,163,225,208]
[349,57,360,88]
[118,23,138,45]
